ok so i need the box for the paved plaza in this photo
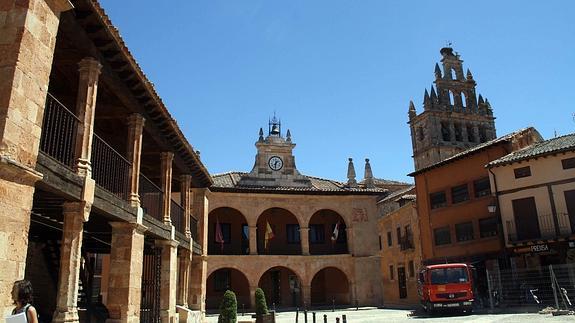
[205,308,575,323]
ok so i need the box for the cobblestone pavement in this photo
[205,308,575,323]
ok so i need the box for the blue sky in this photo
[99,0,575,183]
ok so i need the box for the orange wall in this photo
[415,144,508,262]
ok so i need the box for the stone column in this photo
[345,228,354,255]
[74,57,102,177]
[449,122,456,142]
[192,188,209,251]
[300,227,310,255]
[302,285,311,308]
[160,152,174,225]
[180,175,192,238]
[53,202,90,323]
[126,114,145,207]
[249,225,257,255]
[177,249,192,306]
[249,285,259,310]
[189,256,207,313]
[106,222,146,323]
[461,124,469,143]
[157,239,179,323]
[0,0,72,316]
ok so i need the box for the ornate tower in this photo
[409,47,496,170]
[238,116,311,187]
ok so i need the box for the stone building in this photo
[204,119,396,310]
[377,187,422,307]
[408,47,497,171]
[0,1,211,322]
[486,133,575,269]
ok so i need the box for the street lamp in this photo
[487,201,497,213]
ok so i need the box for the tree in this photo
[218,290,237,323]
[255,288,268,316]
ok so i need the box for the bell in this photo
[270,124,280,135]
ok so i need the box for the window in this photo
[479,217,498,238]
[396,227,402,245]
[408,261,415,278]
[417,127,424,141]
[434,226,451,246]
[514,166,531,178]
[454,123,462,141]
[387,231,392,246]
[214,269,231,292]
[286,224,300,244]
[479,126,487,143]
[309,224,325,244]
[389,265,395,280]
[214,223,231,243]
[455,222,474,242]
[474,177,491,197]
[378,235,382,250]
[562,157,575,170]
[430,191,447,209]
[467,125,475,142]
[451,184,469,204]
[441,122,451,141]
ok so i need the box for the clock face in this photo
[268,156,283,171]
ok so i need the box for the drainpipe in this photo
[488,167,508,266]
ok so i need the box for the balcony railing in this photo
[506,213,573,243]
[171,200,185,234]
[190,215,198,242]
[400,234,415,251]
[91,134,131,200]
[40,94,79,168]
[139,174,163,222]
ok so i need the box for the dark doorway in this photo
[565,190,575,233]
[271,270,281,305]
[512,197,540,241]
[398,267,407,299]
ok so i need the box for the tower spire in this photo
[409,100,417,119]
[346,158,357,187]
[364,158,375,188]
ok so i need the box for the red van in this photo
[418,263,474,313]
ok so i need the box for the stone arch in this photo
[206,267,251,309]
[307,209,348,255]
[258,266,303,308]
[208,207,249,255]
[310,267,351,306]
[256,207,302,255]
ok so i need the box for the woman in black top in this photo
[11,280,39,323]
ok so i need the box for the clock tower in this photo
[238,117,312,188]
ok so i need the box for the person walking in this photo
[10,280,39,323]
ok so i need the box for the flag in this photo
[215,217,224,251]
[264,221,275,251]
[331,222,340,243]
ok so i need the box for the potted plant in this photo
[254,288,275,323]
[218,290,237,323]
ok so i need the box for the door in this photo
[565,190,575,233]
[398,267,407,299]
[271,270,281,306]
[512,197,541,241]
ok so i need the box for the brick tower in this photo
[408,47,496,171]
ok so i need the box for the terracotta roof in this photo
[409,127,537,176]
[77,0,212,187]
[377,185,415,203]
[488,132,575,167]
[211,172,388,195]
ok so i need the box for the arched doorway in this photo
[308,210,348,255]
[208,207,249,255]
[311,267,350,306]
[206,268,251,310]
[257,208,301,255]
[258,266,302,308]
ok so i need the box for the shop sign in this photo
[513,243,549,254]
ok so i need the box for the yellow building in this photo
[487,133,575,269]
[377,187,422,308]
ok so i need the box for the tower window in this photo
[479,126,487,143]
[461,92,467,109]
[441,122,451,141]
[448,91,455,108]
[454,123,462,142]
[417,127,425,141]
[467,125,475,142]
[450,68,456,80]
